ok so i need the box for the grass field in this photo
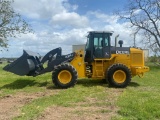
[0,63,160,120]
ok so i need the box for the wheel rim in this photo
[58,70,72,84]
[113,70,126,83]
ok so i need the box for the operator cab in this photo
[85,31,113,62]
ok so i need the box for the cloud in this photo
[13,0,89,29]
[0,0,145,58]
[13,0,66,19]
[1,27,92,57]
[51,12,89,28]
[87,11,119,24]
[63,1,78,11]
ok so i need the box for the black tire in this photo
[52,63,78,89]
[107,63,131,88]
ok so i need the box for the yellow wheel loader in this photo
[3,31,149,88]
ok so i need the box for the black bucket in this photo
[3,50,41,76]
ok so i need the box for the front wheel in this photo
[107,64,131,88]
[52,63,78,89]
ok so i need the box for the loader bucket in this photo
[3,50,41,76]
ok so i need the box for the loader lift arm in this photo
[40,47,62,64]
[37,47,75,76]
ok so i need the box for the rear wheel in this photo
[107,64,131,88]
[52,63,78,88]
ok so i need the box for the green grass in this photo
[0,63,52,96]
[0,62,160,120]
[114,63,160,120]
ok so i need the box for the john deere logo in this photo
[116,50,129,54]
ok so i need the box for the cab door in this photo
[93,33,103,58]
[93,33,111,59]
[102,34,111,58]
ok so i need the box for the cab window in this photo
[93,34,103,48]
[104,34,109,47]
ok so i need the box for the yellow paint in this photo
[70,50,86,78]
[70,48,149,79]
[58,70,72,84]
[113,70,126,83]
[130,48,149,76]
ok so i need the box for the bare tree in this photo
[116,0,160,55]
[0,0,32,48]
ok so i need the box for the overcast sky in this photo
[0,0,142,58]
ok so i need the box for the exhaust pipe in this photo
[115,34,119,48]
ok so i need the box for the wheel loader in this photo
[3,31,149,88]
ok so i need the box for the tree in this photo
[0,0,32,48]
[116,0,160,55]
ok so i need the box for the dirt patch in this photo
[0,87,123,120]
[37,88,123,120]
[37,104,117,120]
[0,90,59,120]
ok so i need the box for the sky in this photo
[0,0,142,58]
